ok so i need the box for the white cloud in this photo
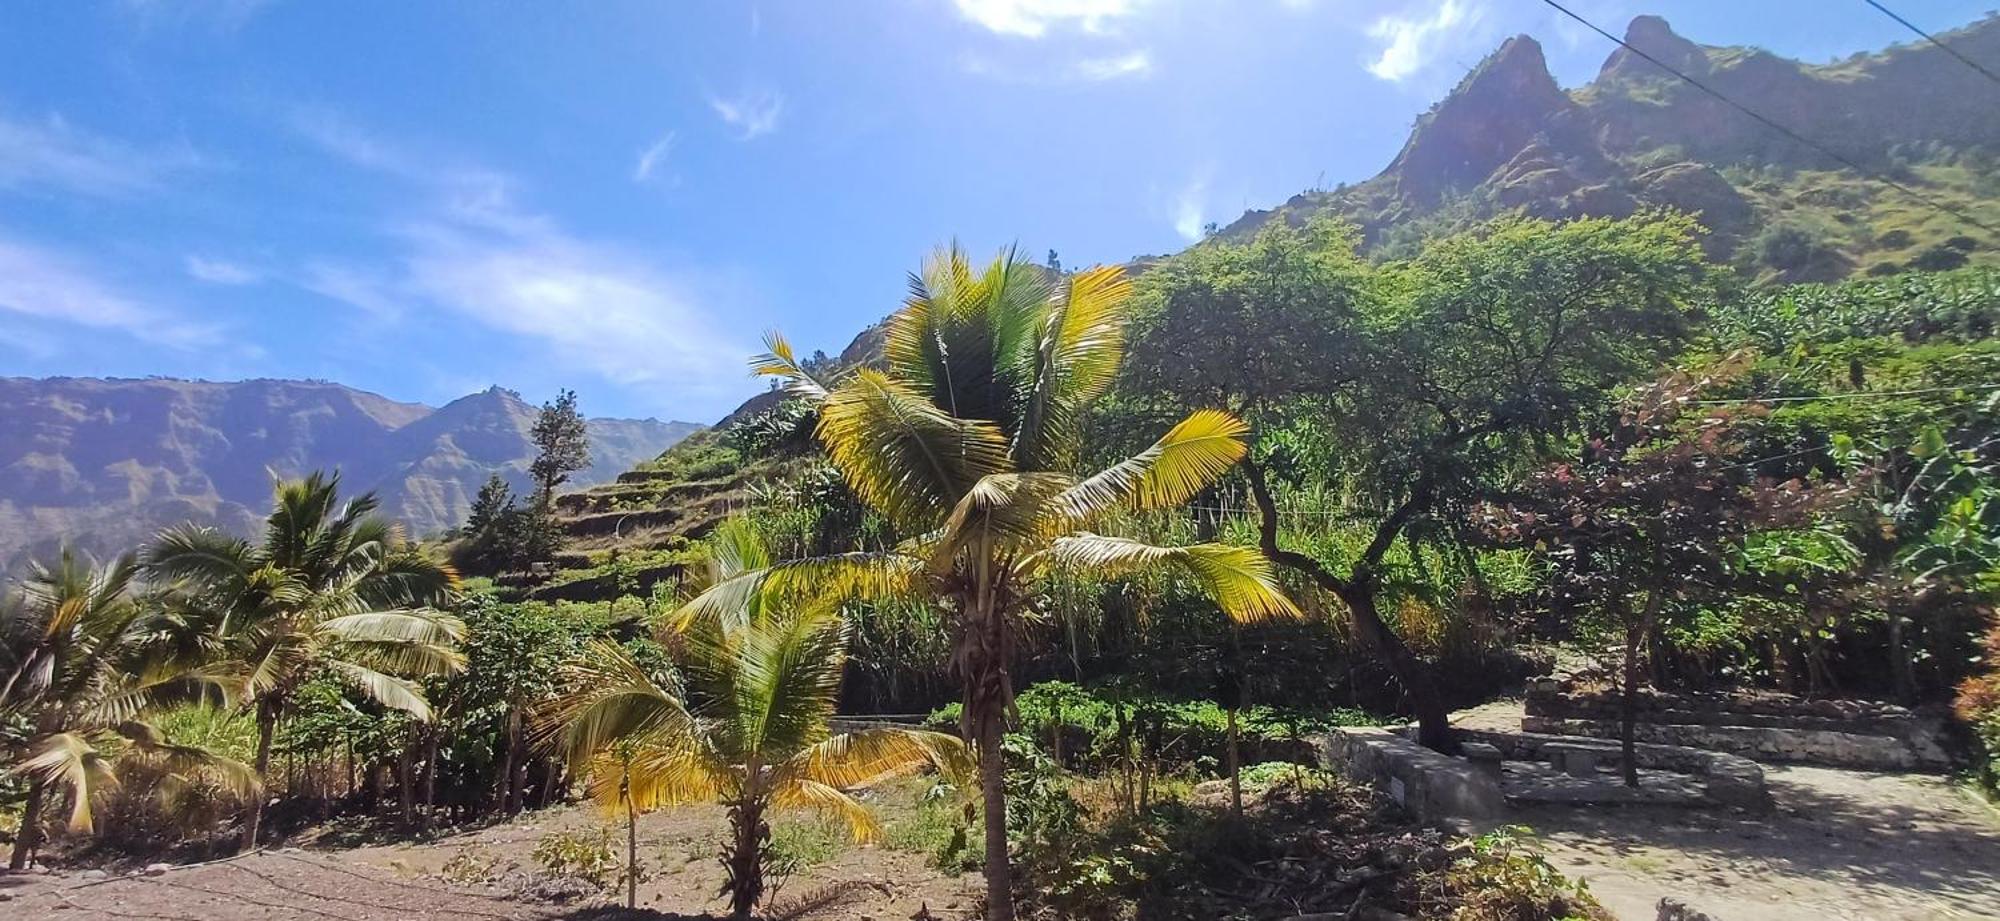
[0,236,214,348]
[1172,175,1207,242]
[1073,50,1153,80]
[0,110,206,197]
[633,132,677,184]
[707,89,784,141]
[952,0,1144,37]
[185,255,260,285]
[289,115,753,394]
[1366,0,1480,82]
[299,262,401,320]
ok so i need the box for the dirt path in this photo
[0,785,977,921]
[1452,701,2000,920]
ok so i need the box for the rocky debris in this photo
[1657,896,1719,920]
[142,863,170,877]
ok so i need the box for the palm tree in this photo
[697,246,1299,920]
[1,549,258,870]
[144,471,464,848]
[543,609,966,919]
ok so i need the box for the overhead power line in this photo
[1863,0,2000,87]
[1537,0,2000,237]
[1687,383,2000,405]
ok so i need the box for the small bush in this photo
[441,843,501,885]
[1431,826,1606,921]
[766,818,846,882]
[532,827,640,892]
[883,784,981,874]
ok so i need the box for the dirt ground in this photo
[1455,699,2000,921]
[0,780,979,921]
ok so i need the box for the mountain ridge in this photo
[0,376,701,568]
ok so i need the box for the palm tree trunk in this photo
[243,702,277,850]
[975,716,1012,921]
[9,778,47,870]
[507,711,529,815]
[397,733,416,830]
[725,797,768,920]
[421,728,440,828]
[1887,611,1917,703]
[625,772,639,911]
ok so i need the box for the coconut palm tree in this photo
[692,246,1299,920]
[543,608,966,919]
[144,471,464,848]
[1,549,258,870]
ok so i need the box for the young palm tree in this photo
[696,246,1299,920]
[1,549,258,869]
[143,471,464,848]
[543,609,967,920]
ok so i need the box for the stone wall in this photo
[1524,679,1954,771]
[1317,727,1504,823]
[1451,727,1770,812]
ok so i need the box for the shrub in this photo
[1956,619,2000,797]
[532,827,637,892]
[1912,243,1971,272]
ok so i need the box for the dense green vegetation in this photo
[4,213,1997,920]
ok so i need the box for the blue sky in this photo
[2,0,1993,421]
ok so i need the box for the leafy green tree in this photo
[0,549,256,868]
[144,471,465,847]
[543,609,966,918]
[723,246,1298,920]
[1129,214,1709,750]
[531,389,592,500]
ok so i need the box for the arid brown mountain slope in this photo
[0,378,699,568]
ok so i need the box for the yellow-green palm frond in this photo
[776,727,971,792]
[538,640,696,772]
[586,745,731,813]
[1057,409,1250,525]
[703,517,774,585]
[667,549,925,634]
[16,732,119,832]
[112,721,262,801]
[750,330,833,402]
[325,660,433,720]
[1041,535,1300,623]
[931,473,1076,571]
[693,608,847,760]
[1012,264,1132,469]
[818,369,1014,531]
[769,777,884,844]
[318,609,468,676]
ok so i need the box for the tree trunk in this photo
[1225,706,1243,817]
[9,778,46,870]
[724,797,767,920]
[625,772,640,911]
[1620,616,1643,788]
[421,729,440,829]
[975,715,1013,921]
[1887,611,1917,703]
[243,703,277,850]
[397,735,416,830]
[1337,584,1453,752]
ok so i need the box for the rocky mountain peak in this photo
[1385,34,1574,204]
[1599,15,1708,82]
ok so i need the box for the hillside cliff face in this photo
[0,378,699,567]
[1227,14,2000,281]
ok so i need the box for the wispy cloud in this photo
[299,261,401,320]
[1366,0,1481,82]
[706,89,784,141]
[632,131,677,184]
[289,115,753,395]
[1172,174,1208,242]
[185,255,260,285]
[951,0,1146,37]
[1073,50,1153,80]
[0,236,215,348]
[0,110,207,197]
[961,48,1154,83]
[118,0,272,31]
